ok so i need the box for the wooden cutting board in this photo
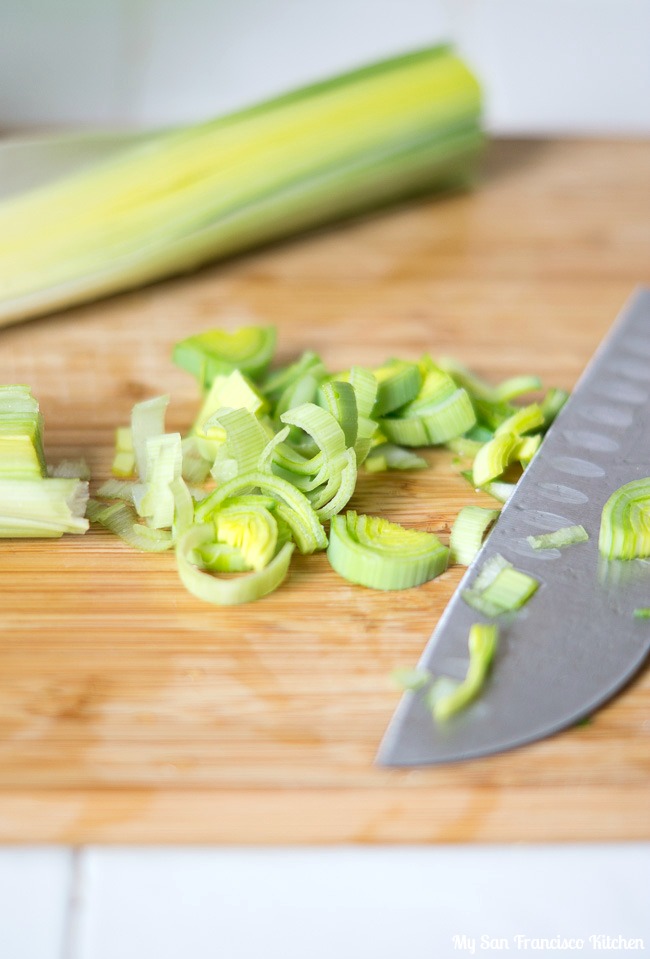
[1,139,649,843]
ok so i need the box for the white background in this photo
[0,0,649,133]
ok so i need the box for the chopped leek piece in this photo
[372,360,422,416]
[514,433,542,466]
[540,387,569,426]
[450,505,500,565]
[0,385,46,479]
[633,608,650,619]
[176,523,294,605]
[206,406,269,483]
[462,553,538,615]
[494,403,544,437]
[480,566,539,611]
[131,395,169,480]
[527,525,589,551]
[380,386,475,447]
[599,478,650,560]
[391,667,431,691]
[327,510,449,590]
[0,477,89,537]
[364,442,428,472]
[439,358,541,405]
[481,479,516,504]
[472,433,518,487]
[87,498,173,551]
[431,623,498,721]
[173,325,276,388]
[111,426,135,478]
[137,432,183,529]
[261,351,327,406]
[48,458,91,480]
[319,381,358,449]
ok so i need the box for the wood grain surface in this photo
[1,138,649,843]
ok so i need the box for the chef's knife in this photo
[378,286,650,766]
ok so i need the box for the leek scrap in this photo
[430,623,498,721]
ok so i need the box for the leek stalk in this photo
[0,46,482,326]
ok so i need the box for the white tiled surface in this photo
[0,847,73,959]
[2,845,649,959]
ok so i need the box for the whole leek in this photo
[0,45,482,326]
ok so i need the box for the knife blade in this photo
[378,286,650,766]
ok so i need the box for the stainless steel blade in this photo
[378,286,650,766]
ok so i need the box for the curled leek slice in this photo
[430,623,498,721]
[214,501,278,571]
[173,325,276,388]
[599,478,650,560]
[450,505,500,566]
[194,469,327,553]
[176,523,294,605]
[327,510,449,590]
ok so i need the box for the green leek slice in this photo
[633,608,650,619]
[327,510,449,590]
[176,523,294,605]
[599,478,650,560]
[173,325,276,388]
[450,505,500,565]
[463,554,538,616]
[431,623,498,720]
[372,360,422,416]
[380,387,475,447]
[527,525,589,551]
[471,433,518,487]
